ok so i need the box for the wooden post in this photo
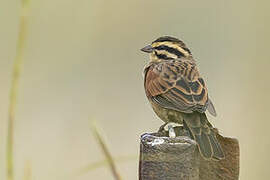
[139,127,239,180]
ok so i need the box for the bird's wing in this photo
[144,60,216,115]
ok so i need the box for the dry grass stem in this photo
[91,122,123,180]
[23,161,32,180]
[76,155,137,176]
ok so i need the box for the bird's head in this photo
[141,36,192,62]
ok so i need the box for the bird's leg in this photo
[158,122,168,133]
[168,124,176,138]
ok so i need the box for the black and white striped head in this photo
[141,36,192,61]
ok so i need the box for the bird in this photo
[141,36,225,160]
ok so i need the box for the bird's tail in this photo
[183,112,225,160]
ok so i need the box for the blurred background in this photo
[1,0,270,179]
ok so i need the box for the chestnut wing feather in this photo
[144,60,215,114]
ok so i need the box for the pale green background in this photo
[1,0,270,179]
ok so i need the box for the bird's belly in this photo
[151,102,183,124]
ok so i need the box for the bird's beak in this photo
[141,45,153,53]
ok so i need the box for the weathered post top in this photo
[139,127,239,180]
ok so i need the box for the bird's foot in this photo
[158,122,181,138]
[168,124,176,138]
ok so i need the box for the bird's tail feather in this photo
[183,112,225,160]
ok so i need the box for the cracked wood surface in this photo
[139,127,239,180]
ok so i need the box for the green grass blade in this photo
[7,0,30,179]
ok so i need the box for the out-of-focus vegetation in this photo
[90,122,122,180]
[6,0,30,180]
[1,0,270,179]
[23,161,32,180]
